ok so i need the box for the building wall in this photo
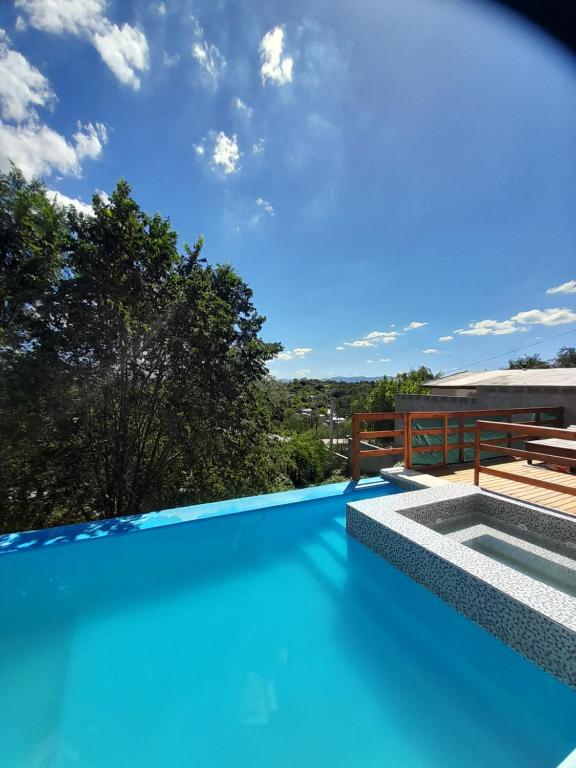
[427,387,477,397]
[395,394,477,413]
[396,387,576,425]
[475,386,576,426]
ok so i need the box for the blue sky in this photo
[1,0,575,379]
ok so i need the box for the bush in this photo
[284,431,335,487]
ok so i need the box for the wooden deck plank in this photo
[428,459,576,515]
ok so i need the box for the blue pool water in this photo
[0,481,575,768]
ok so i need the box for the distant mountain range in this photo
[327,376,382,383]
[277,376,383,383]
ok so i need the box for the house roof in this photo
[426,369,576,388]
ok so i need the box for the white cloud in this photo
[15,0,105,36]
[189,15,225,88]
[378,357,391,362]
[154,2,166,15]
[454,319,520,336]
[15,0,149,89]
[454,307,576,337]
[0,120,107,179]
[365,330,399,343]
[404,321,427,330]
[438,335,453,342]
[275,347,312,361]
[163,51,179,67]
[234,97,253,118]
[511,308,576,326]
[0,30,55,122]
[345,339,375,348]
[15,16,27,32]
[546,280,576,295]
[344,329,399,348]
[335,346,344,351]
[0,32,107,180]
[367,360,374,364]
[252,139,265,155]
[45,188,108,215]
[211,131,240,174]
[93,23,149,90]
[73,121,107,159]
[192,41,226,88]
[260,26,293,86]
[46,189,93,215]
[256,197,274,216]
[195,132,242,175]
[422,348,440,354]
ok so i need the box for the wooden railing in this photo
[404,407,563,469]
[474,420,576,495]
[351,406,564,480]
[351,412,407,482]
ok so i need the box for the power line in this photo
[448,327,576,375]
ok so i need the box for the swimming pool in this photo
[0,479,575,767]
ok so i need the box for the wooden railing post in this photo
[352,414,360,481]
[474,421,481,486]
[458,415,464,464]
[405,413,412,469]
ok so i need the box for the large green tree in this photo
[0,169,283,533]
[553,346,576,368]
[507,353,550,369]
[507,347,576,369]
[363,366,434,413]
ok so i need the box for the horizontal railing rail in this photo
[404,407,563,470]
[351,412,406,481]
[474,420,576,496]
[351,406,564,480]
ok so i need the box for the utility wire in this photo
[448,326,576,375]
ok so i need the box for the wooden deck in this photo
[428,458,576,515]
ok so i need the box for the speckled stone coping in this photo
[379,466,450,490]
[347,484,576,688]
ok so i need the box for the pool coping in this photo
[0,476,398,556]
[347,484,576,688]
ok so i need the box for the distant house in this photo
[300,407,346,426]
[323,407,346,427]
[395,368,576,425]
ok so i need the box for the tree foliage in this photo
[508,347,576,369]
[363,366,434,413]
[284,430,337,487]
[553,346,576,368]
[507,354,550,369]
[0,169,283,533]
